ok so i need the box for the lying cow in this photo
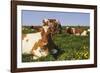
[22,25,58,60]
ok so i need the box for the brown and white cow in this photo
[66,27,88,36]
[22,25,58,59]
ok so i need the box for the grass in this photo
[53,33,90,60]
[22,26,90,62]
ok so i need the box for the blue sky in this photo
[22,10,90,26]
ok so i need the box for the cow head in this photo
[39,25,52,46]
[42,19,62,35]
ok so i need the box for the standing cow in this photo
[65,27,88,36]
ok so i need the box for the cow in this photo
[81,30,88,36]
[22,25,58,60]
[65,27,88,36]
[43,19,62,36]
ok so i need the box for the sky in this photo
[22,10,90,26]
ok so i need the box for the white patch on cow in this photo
[33,47,43,57]
[44,19,48,22]
[22,32,41,54]
[81,30,87,36]
[72,28,75,34]
[51,49,58,54]
[43,26,49,33]
[33,47,48,59]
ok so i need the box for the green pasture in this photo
[22,26,90,62]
